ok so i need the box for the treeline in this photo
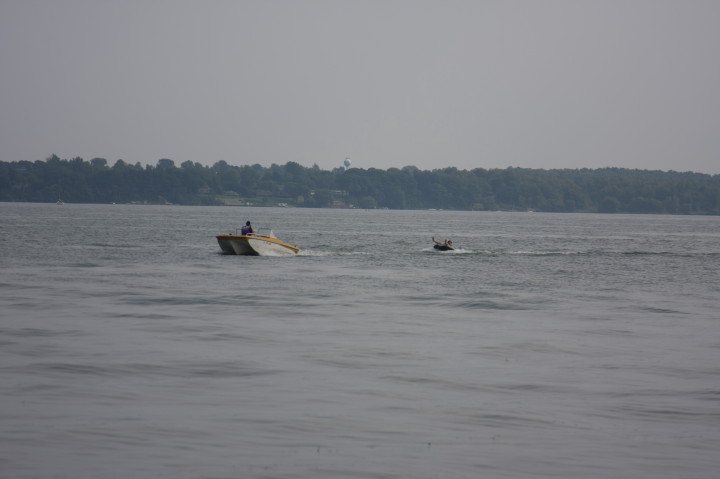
[1,154,719,214]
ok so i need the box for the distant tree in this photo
[1,155,719,213]
[358,196,377,209]
[90,158,108,169]
[157,158,175,169]
[598,196,621,213]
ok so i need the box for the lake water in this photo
[1,203,719,479]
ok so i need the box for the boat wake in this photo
[297,250,370,257]
[423,247,473,254]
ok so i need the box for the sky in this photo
[1,0,719,174]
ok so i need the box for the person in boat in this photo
[240,221,254,235]
[432,236,453,249]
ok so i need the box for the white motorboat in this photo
[216,228,300,256]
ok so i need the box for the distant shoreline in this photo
[2,157,718,215]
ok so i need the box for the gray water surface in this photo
[1,203,719,478]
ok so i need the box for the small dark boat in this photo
[431,236,455,251]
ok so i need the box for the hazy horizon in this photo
[2,0,719,174]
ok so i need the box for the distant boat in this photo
[216,228,300,256]
[56,199,64,205]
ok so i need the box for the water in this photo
[1,203,719,479]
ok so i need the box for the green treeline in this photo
[1,154,719,214]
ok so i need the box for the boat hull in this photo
[216,234,300,256]
[433,244,455,251]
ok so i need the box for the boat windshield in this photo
[255,227,275,237]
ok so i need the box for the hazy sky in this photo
[2,0,719,173]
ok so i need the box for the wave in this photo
[620,251,720,257]
[86,243,140,249]
[217,246,718,258]
[297,249,370,257]
[627,305,690,315]
[421,247,474,254]
[20,360,278,379]
[452,299,537,311]
[438,249,720,258]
